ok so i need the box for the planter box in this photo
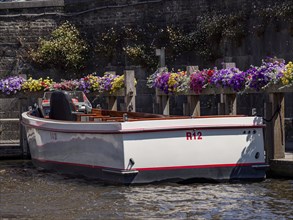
[155,84,293,96]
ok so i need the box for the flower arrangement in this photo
[246,59,285,91]
[111,75,125,94]
[210,67,247,92]
[156,72,173,94]
[22,77,54,92]
[51,73,126,94]
[147,59,291,94]
[99,72,119,93]
[0,58,292,96]
[190,69,214,94]
[281,61,293,87]
[51,79,80,91]
[0,72,129,95]
[175,71,189,94]
[227,70,248,92]
[0,76,25,95]
[147,70,188,94]
[78,74,100,93]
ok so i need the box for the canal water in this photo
[0,160,292,220]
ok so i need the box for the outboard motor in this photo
[49,91,75,121]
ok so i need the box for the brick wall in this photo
[1,0,293,73]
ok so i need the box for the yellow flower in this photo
[281,62,293,86]
[167,72,180,93]
[21,76,54,92]
[111,75,124,94]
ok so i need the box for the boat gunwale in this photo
[22,115,265,135]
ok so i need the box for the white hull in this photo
[22,112,268,184]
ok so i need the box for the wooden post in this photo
[156,48,165,67]
[19,97,29,158]
[219,62,237,115]
[124,70,136,112]
[153,90,161,114]
[187,96,200,117]
[264,57,286,160]
[218,102,225,115]
[162,95,170,115]
[107,96,117,111]
[218,93,237,115]
[184,66,200,116]
[269,93,285,159]
[264,102,273,161]
[154,49,167,114]
[226,94,237,115]
[222,62,236,69]
[154,67,167,115]
[186,66,198,75]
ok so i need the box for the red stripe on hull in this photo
[33,158,265,171]
[136,163,263,171]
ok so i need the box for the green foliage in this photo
[95,26,158,69]
[94,17,246,68]
[94,3,293,68]
[198,13,246,40]
[95,27,121,63]
[124,45,157,68]
[29,21,88,71]
[252,2,293,35]
[255,2,293,22]
[165,26,195,58]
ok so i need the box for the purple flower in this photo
[154,72,171,94]
[228,71,247,92]
[0,76,25,95]
[99,73,117,92]
[79,77,91,93]
[246,59,285,91]
[190,69,214,94]
[210,67,246,92]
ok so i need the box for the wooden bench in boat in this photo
[75,109,191,122]
[74,108,248,122]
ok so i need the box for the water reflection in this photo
[0,160,292,219]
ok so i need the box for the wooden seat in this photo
[76,113,98,121]
[77,108,191,122]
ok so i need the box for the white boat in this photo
[21,91,268,184]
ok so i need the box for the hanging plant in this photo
[29,21,88,72]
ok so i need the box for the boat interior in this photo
[30,90,189,122]
[30,90,246,122]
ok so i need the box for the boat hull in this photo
[22,112,268,184]
[31,158,266,184]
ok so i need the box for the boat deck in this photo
[75,109,189,122]
[74,109,247,122]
